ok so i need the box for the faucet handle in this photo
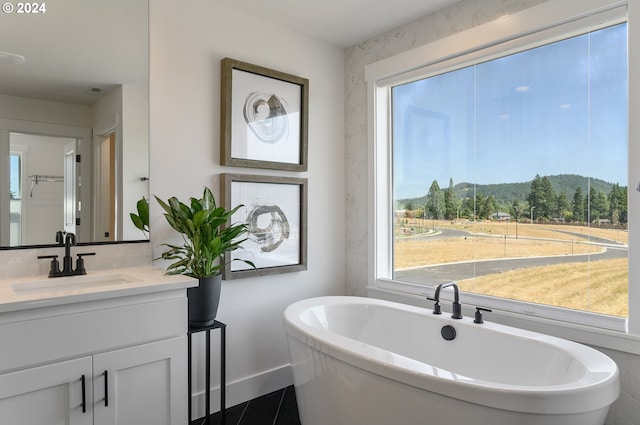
[474,307,492,324]
[75,252,96,275]
[38,255,60,277]
[427,297,442,315]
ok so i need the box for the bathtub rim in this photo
[283,295,620,415]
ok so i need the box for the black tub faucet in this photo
[427,281,463,319]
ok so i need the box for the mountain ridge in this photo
[397,174,622,209]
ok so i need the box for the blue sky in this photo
[393,23,627,199]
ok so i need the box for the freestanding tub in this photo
[283,296,619,425]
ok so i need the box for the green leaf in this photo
[129,196,150,236]
[153,186,251,279]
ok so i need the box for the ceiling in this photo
[0,0,455,106]
[0,0,147,106]
[215,0,458,48]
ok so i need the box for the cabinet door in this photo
[0,357,93,425]
[93,335,187,425]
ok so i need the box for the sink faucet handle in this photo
[75,252,96,275]
[426,297,442,315]
[38,255,60,277]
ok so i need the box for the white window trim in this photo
[366,0,640,351]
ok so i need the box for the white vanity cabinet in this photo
[0,356,92,425]
[93,336,186,425]
[0,279,193,425]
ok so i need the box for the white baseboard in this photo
[190,363,293,419]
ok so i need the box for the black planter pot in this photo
[187,275,222,327]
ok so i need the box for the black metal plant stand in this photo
[188,320,226,425]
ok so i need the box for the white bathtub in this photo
[283,296,619,425]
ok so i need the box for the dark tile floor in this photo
[190,385,302,425]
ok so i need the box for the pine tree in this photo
[572,187,584,223]
[526,174,557,219]
[556,192,570,218]
[426,180,444,220]
[444,178,458,220]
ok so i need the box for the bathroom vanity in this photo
[0,267,197,425]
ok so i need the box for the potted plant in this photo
[155,187,253,326]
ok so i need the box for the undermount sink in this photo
[12,273,141,295]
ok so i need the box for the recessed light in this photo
[0,51,25,65]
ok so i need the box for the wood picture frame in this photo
[220,58,309,171]
[221,173,308,279]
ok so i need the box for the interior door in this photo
[63,141,77,235]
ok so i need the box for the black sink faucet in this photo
[63,232,77,274]
[37,231,95,277]
[427,281,463,319]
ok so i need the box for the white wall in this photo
[0,94,92,127]
[149,0,346,414]
[93,84,151,241]
[121,84,150,240]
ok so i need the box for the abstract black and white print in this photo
[231,69,301,165]
[243,92,290,144]
[246,204,290,253]
[230,180,301,271]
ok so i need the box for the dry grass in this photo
[395,236,601,269]
[457,258,628,317]
[394,220,628,317]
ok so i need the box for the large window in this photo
[368,1,632,332]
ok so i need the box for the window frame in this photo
[366,0,639,337]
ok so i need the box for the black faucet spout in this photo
[56,230,65,245]
[63,232,76,273]
[432,281,463,319]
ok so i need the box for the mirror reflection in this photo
[0,0,149,247]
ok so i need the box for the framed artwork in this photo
[220,58,309,171]
[221,173,308,279]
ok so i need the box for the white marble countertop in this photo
[0,266,198,313]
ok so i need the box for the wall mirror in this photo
[0,0,149,248]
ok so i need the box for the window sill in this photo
[367,285,640,356]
